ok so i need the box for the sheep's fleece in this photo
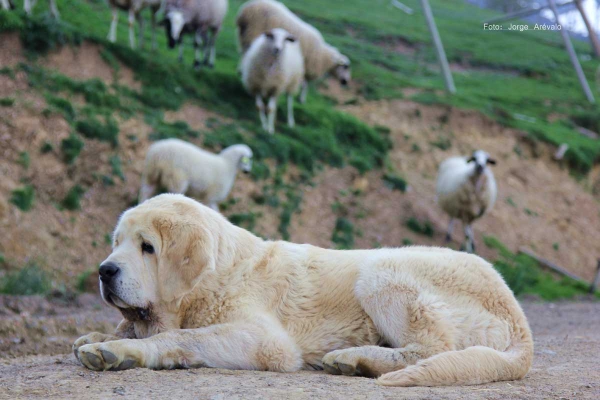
[73,194,533,387]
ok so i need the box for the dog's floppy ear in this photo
[154,217,216,302]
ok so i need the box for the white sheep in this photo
[436,150,497,253]
[240,28,304,134]
[139,139,253,211]
[107,0,164,49]
[236,0,350,103]
[162,0,228,69]
[1,0,59,18]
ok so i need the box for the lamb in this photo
[240,28,304,134]
[107,0,164,49]
[236,0,351,103]
[139,139,252,211]
[436,150,497,253]
[162,0,228,69]
[1,0,59,18]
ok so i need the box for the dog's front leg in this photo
[76,319,303,372]
[73,319,135,357]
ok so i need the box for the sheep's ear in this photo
[487,158,497,165]
[286,35,297,43]
[265,30,274,40]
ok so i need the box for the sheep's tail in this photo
[378,332,533,387]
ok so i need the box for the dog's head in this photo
[98,194,221,320]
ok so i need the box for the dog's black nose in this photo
[99,262,120,283]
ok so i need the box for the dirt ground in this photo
[0,296,598,399]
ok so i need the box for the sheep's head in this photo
[333,53,351,86]
[467,150,496,175]
[220,144,253,174]
[263,28,297,57]
[162,10,185,49]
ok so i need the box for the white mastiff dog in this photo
[73,194,533,387]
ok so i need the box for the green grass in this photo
[0,97,14,106]
[18,151,30,169]
[61,184,85,210]
[406,217,434,237]
[484,236,592,300]
[0,264,51,295]
[332,217,355,249]
[10,184,35,211]
[61,132,84,164]
[382,173,408,192]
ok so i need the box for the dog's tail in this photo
[377,327,533,387]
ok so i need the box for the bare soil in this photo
[0,297,598,399]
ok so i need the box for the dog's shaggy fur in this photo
[73,194,533,387]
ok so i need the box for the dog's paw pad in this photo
[323,362,342,375]
[100,349,118,364]
[111,359,136,371]
[337,362,357,376]
[82,352,104,370]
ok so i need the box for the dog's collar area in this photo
[119,306,153,322]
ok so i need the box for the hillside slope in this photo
[1,0,599,298]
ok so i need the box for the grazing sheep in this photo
[1,0,59,18]
[107,0,164,49]
[240,28,304,134]
[139,139,252,211]
[162,0,228,69]
[236,0,351,103]
[436,150,497,253]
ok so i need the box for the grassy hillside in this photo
[0,0,598,300]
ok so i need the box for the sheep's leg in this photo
[464,225,475,254]
[299,81,308,104]
[150,7,158,50]
[138,182,156,203]
[205,28,218,68]
[137,13,145,49]
[445,218,455,243]
[255,96,268,131]
[128,9,136,49]
[1,0,10,10]
[108,7,118,43]
[266,96,277,134]
[24,0,33,14]
[287,94,295,128]
[208,202,219,212]
[49,0,59,19]
[193,31,204,70]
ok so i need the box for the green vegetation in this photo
[40,141,53,154]
[18,151,30,169]
[61,184,85,210]
[484,236,591,300]
[76,115,119,147]
[10,184,35,211]
[46,94,76,121]
[332,217,355,249]
[109,154,125,181]
[75,268,96,293]
[229,212,259,233]
[0,97,14,106]
[0,264,51,295]
[382,173,408,192]
[61,132,84,164]
[406,217,434,237]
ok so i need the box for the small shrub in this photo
[382,173,408,192]
[76,116,119,147]
[229,212,259,232]
[109,154,125,181]
[430,136,452,151]
[18,151,30,169]
[75,268,97,293]
[0,264,51,295]
[40,141,53,154]
[332,217,355,249]
[46,94,76,121]
[61,133,84,164]
[402,238,413,246]
[61,184,85,210]
[20,13,81,55]
[150,120,199,141]
[0,97,14,107]
[104,233,112,245]
[405,217,434,237]
[10,185,35,211]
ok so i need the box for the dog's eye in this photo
[141,242,154,254]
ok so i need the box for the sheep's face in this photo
[264,28,297,57]
[164,11,185,49]
[239,155,253,173]
[468,150,496,174]
[333,56,351,86]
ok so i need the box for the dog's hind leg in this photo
[323,267,453,378]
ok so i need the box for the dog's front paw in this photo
[77,341,142,371]
[73,332,119,359]
[322,348,375,377]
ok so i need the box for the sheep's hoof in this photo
[193,61,202,70]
